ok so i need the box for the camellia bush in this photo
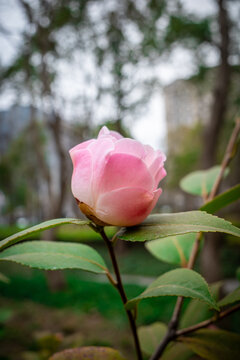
[0,121,240,360]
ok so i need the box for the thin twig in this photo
[176,303,240,337]
[209,117,240,200]
[150,118,240,360]
[99,228,143,360]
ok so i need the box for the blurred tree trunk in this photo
[18,0,68,291]
[201,0,231,282]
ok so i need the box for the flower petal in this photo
[98,153,154,194]
[154,167,167,188]
[114,138,146,158]
[70,149,93,206]
[69,139,96,154]
[95,187,162,226]
[98,126,123,140]
[88,138,115,201]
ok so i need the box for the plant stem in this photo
[209,117,240,201]
[150,118,240,360]
[99,228,143,360]
[176,303,240,337]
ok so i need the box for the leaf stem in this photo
[150,118,240,360]
[98,227,143,360]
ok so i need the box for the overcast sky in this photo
[0,0,218,149]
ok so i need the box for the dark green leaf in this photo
[179,329,240,360]
[218,287,240,308]
[50,347,127,360]
[118,211,240,242]
[0,272,10,283]
[0,241,107,274]
[138,322,167,355]
[0,218,90,251]
[126,269,219,311]
[161,342,194,360]
[200,184,240,214]
[180,166,228,197]
[180,282,221,328]
[145,233,196,266]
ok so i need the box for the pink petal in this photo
[69,139,96,155]
[98,126,123,140]
[88,138,115,200]
[95,187,162,226]
[114,138,146,158]
[148,154,166,178]
[70,149,93,207]
[98,153,154,194]
[143,144,157,167]
[154,167,167,188]
[144,145,166,169]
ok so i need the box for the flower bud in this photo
[70,126,166,227]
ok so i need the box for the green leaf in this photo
[200,184,240,214]
[218,287,240,308]
[50,347,127,360]
[126,269,219,311]
[179,329,240,360]
[138,322,167,356]
[180,166,228,197]
[161,343,194,360]
[118,211,240,242]
[0,218,90,251]
[180,282,221,328]
[145,233,197,267]
[0,241,107,274]
[0,272,10,283]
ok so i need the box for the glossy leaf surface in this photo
[180,282,221,328]
[0,241,107,274]
[201,184,240,214]
[119,211,240,242]
[146,233,196,266]
[218,287,240,308]
[180,166,228,197]
[126,269,219,310]
[0,218,89,251]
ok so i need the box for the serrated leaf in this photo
[126,269,219,311]
[0,218,90,251]
[180,282,221,328]
[118,211,240,242]
[50,346,127,360]
[179,329,240,360]
[138,322,167,355]
[180,166,228,197]
[0,272,10,283]
[201,184,240,214]
[218,287,240,308]
[145,233,196,267]
[0,241,107,274]
[161,343,194,360]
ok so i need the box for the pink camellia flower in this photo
[69,126,166,227]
